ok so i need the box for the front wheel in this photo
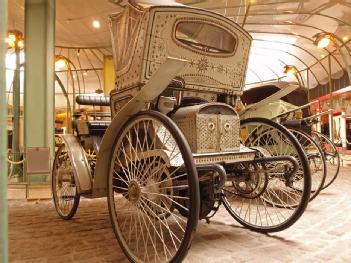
[107,111,200,263]
[222,118,311,233]
[52,143,80,220]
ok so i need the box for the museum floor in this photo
[8,165,351,263]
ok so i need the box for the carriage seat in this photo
[76,95,110,106]
[87,121,110,136]
[74,95,111,136]
[76,120,111,136]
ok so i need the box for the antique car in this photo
[52,1,312,262]
[241,82,340,195]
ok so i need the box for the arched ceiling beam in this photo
[245,22,351,55]
[188,1,351,32]
[247,68,263,84]
[249,52,286,81]
[253,38,329,76]
[249,31,344,71]
[252,45,319,86]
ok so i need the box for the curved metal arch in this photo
[247,67,263,83]
[261,63,281,80]
[248,53,282,80]
[250,51,290,79]
[55,45,112,51]
[253,38,329,76]
[246,22,351,55]
[249,30,344,71]
[252,45,317,86]
[184,0,351,38]
[251,45,319,85]
[226,11,351,29]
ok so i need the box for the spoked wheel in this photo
[311,131,340,189]
[52,143,80,220]
[86,149,97,176]
[222,118,311,233]
[288,128,326,201]
[107,111,200,263]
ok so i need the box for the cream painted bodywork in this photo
[60,134,92,195]
[92,57,187,197]
[240,83,299,120]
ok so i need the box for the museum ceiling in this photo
[6,0,351,102]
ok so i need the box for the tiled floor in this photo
[8,165,351,263]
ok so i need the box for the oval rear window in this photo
[175,21,236,54]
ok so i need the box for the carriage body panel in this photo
[109,4,252,116]
[172,103,240,153]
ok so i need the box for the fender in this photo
[60,134,92,195]
[92,57,187,198]
[240,83,299,118]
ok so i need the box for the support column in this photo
[24,0,55,182]
[341,111,347,149]
[103,55,116,96]
[329,111,334,143]
[0,1,9,262]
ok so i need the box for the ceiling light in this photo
[55,56,67,71]
[317,37,330,49]
[284,65,298,79]
[92,20,101,29]
[343,36,349,42]
[17,40,24,48]
[83,71,88,76]
[5,37,15,48]
[5,30,24,48]
[313,32,334,49]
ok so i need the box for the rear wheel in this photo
[52,143,80,220]
[289,128,326,201]
[107,111,200,263]
[222,118,311,233]
[311,131,340,189]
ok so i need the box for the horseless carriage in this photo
[240,82,340,199]
[52,1,312,262]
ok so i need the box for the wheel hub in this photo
[128,181,141,203]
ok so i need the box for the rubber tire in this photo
[288,128,326,202]
[52,144,80,220]
[311,131,340,190]
[107,110,200,263]
[222,117,311,233]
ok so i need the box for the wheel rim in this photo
[108,113,198,263]
[311,131,340,189]
[52,144,79,217]
[289,129,326,201]
[223,119,310,231]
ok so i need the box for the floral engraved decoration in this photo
[196,57,209,73]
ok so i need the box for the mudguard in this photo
[60,134,92,194]
[240,83,299,118]
[92,57,187,198]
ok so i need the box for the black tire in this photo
[222,117,311,233]
[288,128,326,201]
[52,143,80,220]
[107,111,200,263]
[311,131,340,189]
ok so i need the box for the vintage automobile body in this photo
[53,2,312,262]
[241,82,340,193]
[93,2,254,197]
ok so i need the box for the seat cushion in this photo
[87,121,111,136]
